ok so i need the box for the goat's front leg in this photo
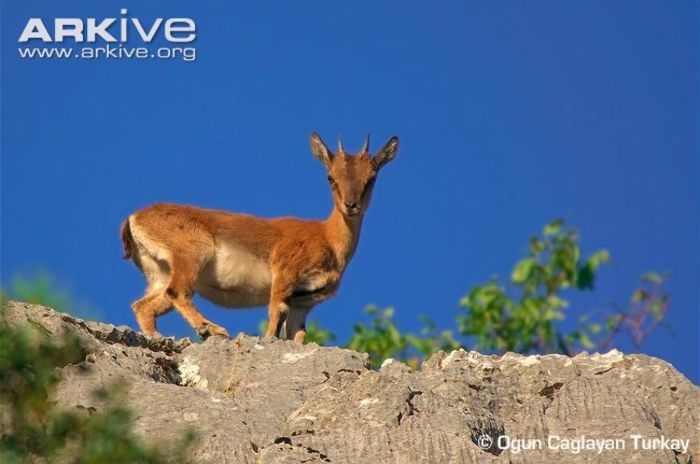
[266,301,288,339]
[265,274,294,339]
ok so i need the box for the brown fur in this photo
[122,133,399,343]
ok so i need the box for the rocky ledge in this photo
[3,301,698,463]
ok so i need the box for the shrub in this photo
[0,306,196,464]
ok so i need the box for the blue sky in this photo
[2,1,698,382]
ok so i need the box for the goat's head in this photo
[310,132,399,218]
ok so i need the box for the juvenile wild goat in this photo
[121,133,399,343]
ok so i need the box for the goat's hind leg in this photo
[171,295,231,340]
[131,251,173,337]
[132,286,172,337]
[167,252,231,340]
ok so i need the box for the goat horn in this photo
[362,133,370,153]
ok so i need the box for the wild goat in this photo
[121,133,399,343]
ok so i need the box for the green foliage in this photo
[403,314,461,366]
[347,306,460,369]
[304,320,336,346]
[457,219,612,354]
[2,270,100,320]
[598,271,671,351]
[346,306,405,368]
[0,306,195,463]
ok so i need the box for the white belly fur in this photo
[195,241,272,308]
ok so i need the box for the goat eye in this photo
[362,178,376,195]
[327,176,336,185]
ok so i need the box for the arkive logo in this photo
[17,9,197,62]
[19,9,196,43]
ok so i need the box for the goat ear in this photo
[310,132,334,170]
[373,136,399,170]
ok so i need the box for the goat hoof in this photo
[145,331,165,340]
[198,322,231,340]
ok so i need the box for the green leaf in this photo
[576,263,595,290]
[511,259,535,283]
[579,333,594,349]
[575,250,609,290]
[605,315,622,331]
[588,250,611,269]
[530,237,546,253]
[546,295,569,310]
[588,323,601,334]
[641,271,663,284]
[543,219,563,236]
[632,289,649,303]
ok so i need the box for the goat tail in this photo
[120,217,135,260]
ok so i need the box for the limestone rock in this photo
[4,302,698,463]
